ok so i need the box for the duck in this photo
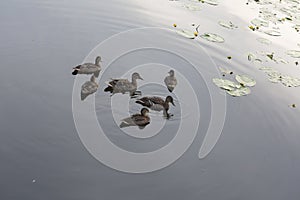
[80,75,99,100]
[119,108,150,129]
[164,69,177,92]
[104,72,143,96]
[72,56,101,77]
[135,96,175,118]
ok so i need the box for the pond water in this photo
[1,0,300,199]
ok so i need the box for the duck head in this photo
[95,56,102,65]
[72,69,79,75]
[141,108,150,116]
[132,72,143,80]
[166,96,175,106]
[168,69,175,77]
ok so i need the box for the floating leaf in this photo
[257,37,271,45]
[176,29,196,39]
[276,57,289,64]
[212,78,238,91]
[235,74,256,87]
[227,87,251,97]
[264,30,281,36]
[219,67,233,75]
[218,21,238,29]
[259,66,274,72]
[251,18,269,27]
[202,0,219,6]
[200,33,225,43]
[281,76,300,87]
[286,50,300,58]
[184,4,201,11]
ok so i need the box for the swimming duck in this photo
[164,69,177,92]
[119,108,150,129]
[135,96,175,118]
[72,56,101,77]
[81,75,99,101]
[104,72,143,96]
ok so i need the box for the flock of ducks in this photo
[72,56,178,129]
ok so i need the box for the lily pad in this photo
[257,37,271,45]
[259,66,274,72]
[227,87,251,97]
[184,4,201,11]
[213,78,238,91]
[235,74,256,87]
[200,33,225,43]
[176,29,196,39]
[281,76,300,87]
[264,30,281,36]
[286,50,300,58]
[251,18,269,27]
[219,67,233,75]
[202,0,219,6]
[218,21,238,29]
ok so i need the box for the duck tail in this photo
[74,65,81,69]
[72,69,78,75]
[135,100,145,106]
[167,87,174,92]
[119,122,128,128]
[104,86,113,93]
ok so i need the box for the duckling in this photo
[119,108,150,129]
[135,96,175,118]
[81,75,98,101]
[104,72,143,96]
[164,69,177,92]
[72,56,101,77]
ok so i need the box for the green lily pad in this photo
[176,29,196,39]
[184,4,201,11]
[200,33,225,43]
[259,66,274,72]
[235,74,256,87]
[251,18,269,27]
[202,0,219,6]
[213,78,238,91]
[218,21,238,29]
[286,50,300,58]
[257,37,272,45]
[227,87,251,97]
[281,76,300,87]
[264,30,281,36]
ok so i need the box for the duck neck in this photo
[132,77,137,86]
[95,57,101,65]
[164,102,169,111]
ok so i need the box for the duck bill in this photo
[171,102,175,106]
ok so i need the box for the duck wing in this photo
[135,97,152,107]
[81,81,98,100]
[148,96,165,105]
[164,76,177,92]
[131,114,150,126]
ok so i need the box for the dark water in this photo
[1,0,300,199]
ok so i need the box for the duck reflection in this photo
[104,72,143,97]
[136,96,175,118]
[119,108,150,129]
[81,75,99,101]
[164,69,177,92]
[72,56,101,77]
